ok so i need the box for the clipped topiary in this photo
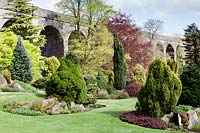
[136,59,182,118]
[178,64,200,107]
[167,59,178,74]
[10,37,33,82]
[46,53,87,104]
[131,64,146,84]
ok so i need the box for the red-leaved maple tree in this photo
[107,12,152,77]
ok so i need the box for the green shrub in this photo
[179,64,200,107]
[96,72,108,89]
[14,80,37,93]
[175,105,192,113]
[84,94,97,104]
[46,53,87,104]
[96,72,114,94]
[136,59,182,118]
[0,32,44,81]
[84,75,98,93]
[131,64,146,84]
[10,108,43,116]
[167,59,178,74]
[10,37,33,82]
[32,77,49,90]
[44,56,60,77]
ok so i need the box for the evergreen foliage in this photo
[96,72,114,94]
[2,0,45,47]
[113,35,126,90]
[136,59,182,118]
[46,53,87,104]
[0,32,44,81]
[183,23,200,66]
[10,37,33,82]
[167,59,178,74]
[179,64,200,107]
[131,64,146,84]
[44,56,60,77]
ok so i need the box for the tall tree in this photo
[56,0,86,31]
[137,59,182,118]
[183,23,200,65]
[56,0,116,37]
[113,35,126,90]
[143,19,164,43]
[10,37,33,82]
[69,25,114,75]
[107,12,152,76]
[86,0,116,37]
[57,0,115,75]
[2,0,45,47]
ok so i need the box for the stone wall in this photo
[0,0,183,60]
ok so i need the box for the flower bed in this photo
[120,111,167,129]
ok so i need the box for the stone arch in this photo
[40,26,64,59]
[68,30,85,40]
[166,44,174,59]
[68,30,86,46]
[2,19,13,28]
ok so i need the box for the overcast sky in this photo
[32,0,200,36]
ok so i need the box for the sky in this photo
[32,0,200,36]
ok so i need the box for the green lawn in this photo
[0,92,181,133]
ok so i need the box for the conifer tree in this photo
[113,35,126,90]
[136,59,182,118]
[10,37,33,82]
[2,0,45,47]
[183,23,200,66]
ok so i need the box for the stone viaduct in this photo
[0,0,183,60]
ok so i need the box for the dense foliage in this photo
[2,0,45,47]
[179,64,200,107]
[0,32,44,81]
[56,0,115,36]
[120,111,167,129]
[124,83,142,97]
[107,12,152,77]
[167,59,178,74]
[175,105,192,113]
[46,53,87,104]
[136,59,182,118]
[44,56,60,77]
[113,35,126,90]
[10,37,33,82]
[183,23,200,66]
[96,72,113,94]
[32,77,49,90]
[69,25,113,75]
[131,64,146,84]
